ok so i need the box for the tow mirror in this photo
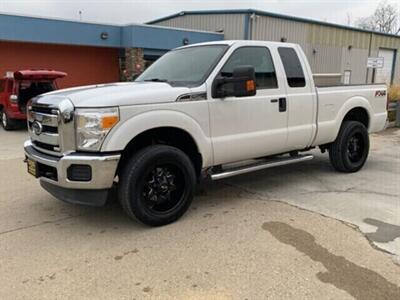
[212,65,256,98]
[9,95,18,103]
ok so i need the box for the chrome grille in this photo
[28,96,75,156]
[28,106,61,154]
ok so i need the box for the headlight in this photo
[75,107,119,151]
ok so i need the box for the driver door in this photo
[208,46,288,165]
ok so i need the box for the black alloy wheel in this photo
[119,145,196,226]
[329,121,369,173]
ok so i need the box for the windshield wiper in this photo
[143,78,168,83]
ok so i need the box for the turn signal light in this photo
[246,80,255,92]
[102,115,119,129]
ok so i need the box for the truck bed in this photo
[313,84,388,146]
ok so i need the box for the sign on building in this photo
[367,57,384,68]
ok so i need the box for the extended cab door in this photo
[208,45,289,165]
[277,46,317,149]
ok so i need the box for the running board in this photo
[210,154,314,181]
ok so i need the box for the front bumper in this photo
[24,140,120,206]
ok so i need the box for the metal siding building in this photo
[149,9,400,85]
[151,13,245,40]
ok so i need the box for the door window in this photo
[221,47,278,89]
[278,47,306,88]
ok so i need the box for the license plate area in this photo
[27,158,38,177]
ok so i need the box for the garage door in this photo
[375,48,395,85]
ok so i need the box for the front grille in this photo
[31,106,58,115]
[28,97,75,156]
[37,162,58,181]
[28,105,61,155]
[28,121,58,133]
[32,141,59,152]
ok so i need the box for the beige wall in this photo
[154,14,245,40]
[153,13,400,85]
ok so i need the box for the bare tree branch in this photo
[355,0,400,35]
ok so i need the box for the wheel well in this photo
[118,127,203,178]
[343,107,369,128]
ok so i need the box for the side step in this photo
[210,154,314,181]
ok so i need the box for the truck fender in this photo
[101,110,213,167]
[333,96,372,138]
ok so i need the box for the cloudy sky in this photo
[0,0,398,26]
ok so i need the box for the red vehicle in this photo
[0,70,67,130]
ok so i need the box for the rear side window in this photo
[278,47,306,88]
[221,46,278,89]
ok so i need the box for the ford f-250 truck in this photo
[24,41,387,226]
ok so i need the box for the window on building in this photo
[221,46,278,89]
[278,47,306,88]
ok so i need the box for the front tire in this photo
[118,145,196,226]
[329,121,369,173]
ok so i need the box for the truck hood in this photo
[41,82,191,107]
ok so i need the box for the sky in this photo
[0,0,399,26]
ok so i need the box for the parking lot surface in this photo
[0,128,399,299]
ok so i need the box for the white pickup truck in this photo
[24,40,387,226]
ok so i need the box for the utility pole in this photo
[79,10,82,22]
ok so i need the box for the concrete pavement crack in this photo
[299,189,399,198]
[0,214,84,236]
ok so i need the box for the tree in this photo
[355,1,400,35]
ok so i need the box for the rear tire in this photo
[1,111,16,130]
[329,121,369,173]
[118,145,196,226]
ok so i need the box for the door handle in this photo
[270,99,278,103]
[279,97,287,112]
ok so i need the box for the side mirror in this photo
[212,65,256,98]
[9,95,18,103]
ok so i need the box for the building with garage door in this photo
[148,9,400,86]
[0,13,223,88]
[1,9,399,88]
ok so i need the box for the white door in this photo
[375,49,395,84]
[208,46,288,165]
[277,46,316,150]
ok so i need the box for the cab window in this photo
[221,47,278,89]
[278,47,306,88]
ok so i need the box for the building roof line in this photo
[0,11,122,27]
[147,8,400,39]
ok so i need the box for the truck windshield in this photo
[136,45,228,87]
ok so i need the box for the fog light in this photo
[67,165,92,182]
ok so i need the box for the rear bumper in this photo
[370,112,388,133]
[24,140,120,189]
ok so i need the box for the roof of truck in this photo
[176,40,297,50]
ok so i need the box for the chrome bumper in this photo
[24,140,120,189]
